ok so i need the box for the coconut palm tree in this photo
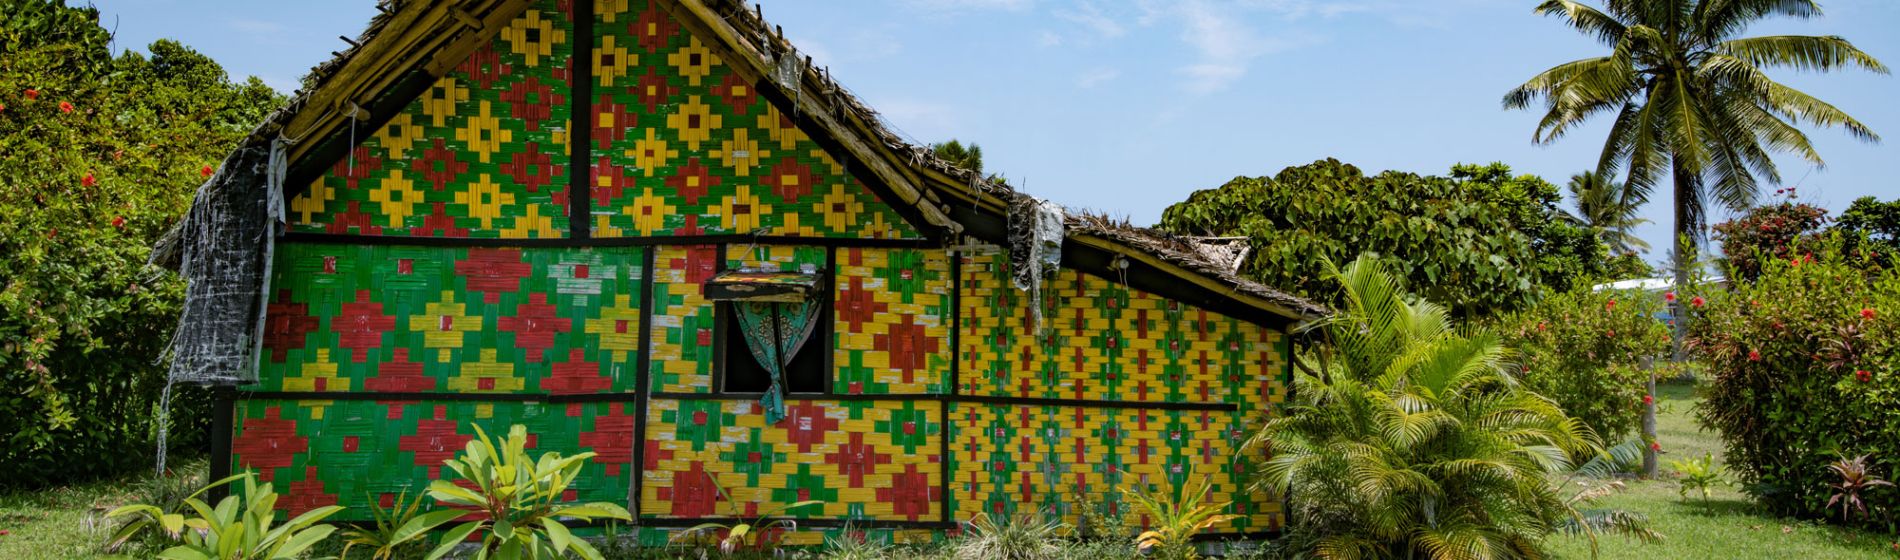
[1250,256,1654,559]
[1566,171,1652,255]
[1505,0,1887,362]
[929,139,984,175]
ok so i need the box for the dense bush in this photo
[1695,237,1900,525]
[0,0,279,487]
[1157,159,1605,318]
[1495,286,1671,441]
[1711,201,1830,281]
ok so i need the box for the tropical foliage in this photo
[338,490,464,560]
[423,424,633,560]
[1564,171,1650,255]
[1694,237,1899,526]
[1669,452,1727,504]
[1835,195,1900,269]
[107,472,342,560]
[1508,0,1887,360]
[672,476,822,555]
[1495,286,1671,441]
[0,0,280,487]
[1250,255,1646,559]
[1158,159,1605,318]
[953,513,1065,560]
[1711,201,1829,280]
[1123,475,1236,560]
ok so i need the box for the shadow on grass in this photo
[1660,496,1763,519]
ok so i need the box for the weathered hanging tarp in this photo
[732,298,823,425]
[1007,194,1065,328]
[161,137,286,386]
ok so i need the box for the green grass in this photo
[1548,382,1900,559]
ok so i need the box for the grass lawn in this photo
[1547,382,1900,559]
[4,385,1896,558]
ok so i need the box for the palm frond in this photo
[1717,35,1887,74]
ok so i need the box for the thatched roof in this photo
[157,0,1328,324]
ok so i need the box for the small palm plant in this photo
[422,423,632,559]
[1669,452,1727,505]
[1825,454,1894,523]
[953,512,1064,560]
[670,476,822,555]
[1123,475,1238,560]
[338,489,464,560]
[107,472,343,560]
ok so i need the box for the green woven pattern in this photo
[256,243,646,394]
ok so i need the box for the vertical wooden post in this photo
[208,385,236,503]
[1641,356,1658,479]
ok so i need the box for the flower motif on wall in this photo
[667,37,718,87]
[457,44,512,90]
[368,170,424,228]
[374,112,423,159]
[815,185,863,233]
[503,9,566,68]
[594,34,637,87]
[666,157,719,205]
[455,174,516,231]
[290,178,336,225]
[629,128,677,177]
[757,105,806,150]
[632,65,676,114]
[762,156,815,203]
[456,101,513,163]
[501,77,563,131]
[412,138,468,191]
[666,96,721,151]
[421,76,468,127]
[714,128,764,176]
[717,185,770,233]
[625,188,676,235]
[633,1,679,52]
[713,72,757,114]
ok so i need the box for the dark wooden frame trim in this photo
[630,246,656,517]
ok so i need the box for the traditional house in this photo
[159,0,1326,546]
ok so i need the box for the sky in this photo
[92,0,1900,266]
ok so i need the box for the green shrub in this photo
[1695,236,1900,525]
[1495,286,1671,441]
[107,471,342,560]
[954,513,1064,560]
[1253,256,1648,558]
[424,424,633,559]
[1711,201,1830,281]
[0,0,279,488]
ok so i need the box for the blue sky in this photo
[94,0,1899,265]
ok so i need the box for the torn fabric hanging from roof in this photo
[1007,193,1066,329]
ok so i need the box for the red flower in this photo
[1642,395,1654,405]
[1606,329,1616,338]
[58,101,73,113]
[1664,292,1677,302]
[1856,370,1872,383]
[1862,308,1877,320]
[1649,441,1662,452]
[1691,296,1705,308]
[1605,298,1617,310]
[1536,321,1546,331]
[201,164,214,178]
[1748,349,1761,362]
[81,173,95,187]
[24,88,38,100]
[111,216,125,229]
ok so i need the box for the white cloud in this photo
[1173,0,1269,93]
[1055,1,1125,38]
[1037,29,1064,47]
[1076,68,1120,88]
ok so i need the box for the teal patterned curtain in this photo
[732,298,823,425]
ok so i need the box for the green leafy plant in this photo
[1670,452,1727,504]
[669,475,821,555]
[1495,285,1671,441]
[107,471,342,560]
[1066,483,1127,542]
[953,512,1064,560]
[103,465,214,552]
[1123,475,1237,560]
[1251,255,1645,558]
[1712,202,1831,281]
[338,489,464,560]
[1696,236,1900,525]
[822,526,890,560]
[1825,455,1894,523]
[424,423,632,560]
[1553,439,1663,554]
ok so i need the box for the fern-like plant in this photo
[423,423,632,559]
[953,512,1064,560]
[670,475,821,555]
[1123,475,1237,560]
[107,472,343,560]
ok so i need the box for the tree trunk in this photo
[1670,162,1694,366]
[1641,357,1658,479]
